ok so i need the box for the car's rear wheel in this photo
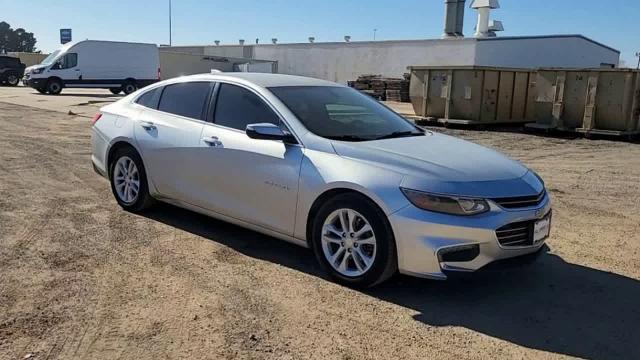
[6,73,19,86]
[46,79,63,95]
[311,193,397,287]
[109,87,122,95]
[109,147,155,212]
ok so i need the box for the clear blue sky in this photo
[0,0,638,65]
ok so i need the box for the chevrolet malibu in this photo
[91,73,551,287]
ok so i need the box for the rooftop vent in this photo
[488,19,504,37]
[470,0,500,38]
[443,0,466,39]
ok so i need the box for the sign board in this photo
[60,29,72,44]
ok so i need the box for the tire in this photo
[109,88,122,95]
[122,81,137,95]
[6,73,19,86]
[46,78,63,95]
[311,193,397,288]
[108,147,155,212]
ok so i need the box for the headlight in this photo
[400,188,490,216]
[32,67,46,74]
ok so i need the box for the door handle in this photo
[202,136,223,147]
[140,121,156,130]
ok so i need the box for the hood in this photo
[331,132,542,198]
[24,64,45,73]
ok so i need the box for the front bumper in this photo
[389,194,552,280]
[24,75,46,89]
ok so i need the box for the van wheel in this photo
[46,79,63,95]
[122,81,137,95]
[109,88,122,95]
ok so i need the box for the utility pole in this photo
[636,52,640,70]
[373,28,378,41]
[169,0,173,46]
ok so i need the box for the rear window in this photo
[158,82,212,120]
[135,87,163,109]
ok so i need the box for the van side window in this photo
[56,53,77,69]
[135,87,163,109]
[213,83,280,130]
[158,82,212,120]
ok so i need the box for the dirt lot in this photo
[1,87,639,360]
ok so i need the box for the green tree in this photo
[0,21,38,53]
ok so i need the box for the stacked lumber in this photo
[348,74,410,102]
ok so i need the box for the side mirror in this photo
[51,62,62,70]
[246,123,297,143]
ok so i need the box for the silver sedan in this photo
[91,73,551,287]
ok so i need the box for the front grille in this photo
[496,220,534,247]
[492,190,546,209]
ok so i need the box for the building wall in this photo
[474,36,620,69]
[183,35,620,84]
[158,51,277,79]
[159,51,236,79]
[7,52,48,67]
[251,40,476,83]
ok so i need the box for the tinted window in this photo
[269,86,419,141]
[60,53,77,69]
[214,83,280,130]
[0,57,18,66]
[158,82,212,120]
[136,87,162,109]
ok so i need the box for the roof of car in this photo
[179,72,343,88]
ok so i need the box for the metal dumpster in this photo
[408,66,538,125]
[527,68,640,137]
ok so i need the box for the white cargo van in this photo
[24,40,160,95]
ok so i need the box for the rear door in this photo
[134,81,214,203]
[194,82,304,235]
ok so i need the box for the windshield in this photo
[269,86,422,141]
[40,50,62,66]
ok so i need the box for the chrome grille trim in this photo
[492,190,546,209]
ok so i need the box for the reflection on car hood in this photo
[332,132,542,198]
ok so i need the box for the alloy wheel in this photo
[321,208,377,277]
[113,156,140,204]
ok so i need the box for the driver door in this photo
[191,83,304,236]
[50,53,82,84]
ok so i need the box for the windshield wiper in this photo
[325,135,370,142]
[373,131,425,140]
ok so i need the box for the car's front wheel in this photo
[311,193,397,287]
[109,147,155,212]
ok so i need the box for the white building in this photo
[163,35,619,84]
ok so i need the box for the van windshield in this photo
[40,50,61,66]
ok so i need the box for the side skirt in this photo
[157,197,310,249]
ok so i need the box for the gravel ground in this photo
[0,96,639,360]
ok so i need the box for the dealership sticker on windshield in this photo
[533,215,551,243]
